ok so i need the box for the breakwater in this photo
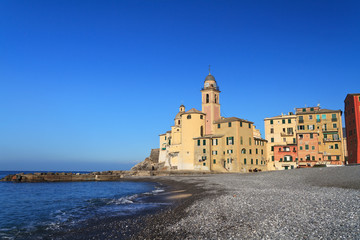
[0,170,212,183]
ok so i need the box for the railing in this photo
[201,86,220,91]
[281,132,294,137]
[323,138,341,142]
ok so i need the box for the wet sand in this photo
[54,166,360,239]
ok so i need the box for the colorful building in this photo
[264,113,297,170]
[265,106,345,169]
[344,93,360,164]
[158,71,268,173]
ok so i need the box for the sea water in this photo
[0,171,165,239]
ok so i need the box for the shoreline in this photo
[49,176,211,239]
[55,166,360,239]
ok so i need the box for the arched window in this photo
[178,120,180,125]
[206,94,209,103]
[215,94,217,103]
[241,148,246,154]
[187,115,191,119]
[200,126,203,136]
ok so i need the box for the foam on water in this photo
[0,171,166,239]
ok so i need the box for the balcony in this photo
[323,138,341,142]
[281,132,294,137]
[201,86,220,91]
[323,128,338,132]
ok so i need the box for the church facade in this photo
[158,72,268,172]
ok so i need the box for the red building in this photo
[273,144,297,169]
[344,93,360,165]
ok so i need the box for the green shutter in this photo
[226,137,228,145]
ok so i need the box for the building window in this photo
[197,140,200,146]
[249,123,251,128]
[309,115,313,120]
[283,138,286,142]
[200,126,203,137]
[298,125,305,130]
[305,145,309,150]
[228,122,232,127]
[213,159,216,164]
[206,94,209,103]
[271,146,274,151]
[271,138,274,143]
[288,119,291,123]
[299,116,304,123]
[333,123,337,128]
[251,159,253,164]
[212,151,218,155]
[212,139,218,145]
[299,134,303,139]
[335,144,339,149]
[241,148,246,154]
[322,114,326,119]
[244,158,247,165]
[218,124,221,128]
[310,133,313,139]
[300,146,303,150]
[310,107,314,111]
[240,121,243,127]
[312,156,315,160]
[256,159,258,165]
[203,162,206,166]
[336,156,340,160]
[240,136,243,145]
[249,137,252,145]
[272,156,274,161]
[203,149,206,153]
[261,149,263,155]
[282,119,285,124]
[203,140,206,145]
[256,149,258,154]
[302,108,306,112]
[312,146,315,150]
[187,115,191,119]
[328,156,331,160]
[200,115,203,119]
[270,128,274,133]
[165,136,167,140]
[227,137,234,145]
[270,120,273,124]
[215,94,217,103]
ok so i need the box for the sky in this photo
[0,0,359,171]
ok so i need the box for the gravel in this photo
[137,166,360,239]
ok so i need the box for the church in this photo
[158,71,268,172]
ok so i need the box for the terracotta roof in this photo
[296,108,342,115]
[264,114,297,120]
[214,117,253,124]
[185,108,205,114]
[193,134,224,140]
[254,137,267,141]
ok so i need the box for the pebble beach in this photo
[57,166,360,239]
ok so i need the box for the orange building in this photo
[273,144,297,169]
[344,93,360,164]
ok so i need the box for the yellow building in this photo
[159,71,268,172]
[264,113,297,170]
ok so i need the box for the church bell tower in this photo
[201,67,221,135]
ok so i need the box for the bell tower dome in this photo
[201,67,221,135]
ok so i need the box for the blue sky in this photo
[0,0,359,171]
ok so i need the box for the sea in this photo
[0,171,167,239]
